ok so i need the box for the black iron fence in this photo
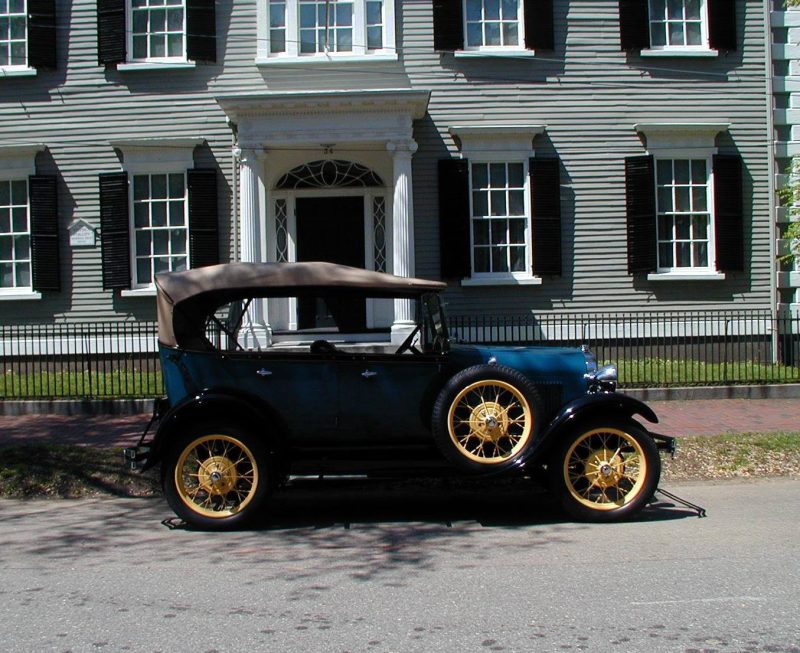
[1,311,799,399]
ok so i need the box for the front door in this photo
[296,196,366,331]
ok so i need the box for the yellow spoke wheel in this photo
[173,433,261,521]
[552,421,660,522]
[433,365,541,472]
[447,379,533,464]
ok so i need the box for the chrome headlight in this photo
[586,364,618,392]
[582,344,597,375]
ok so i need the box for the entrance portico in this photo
[217,89,430,347]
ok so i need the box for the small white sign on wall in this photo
[69,219,96,248]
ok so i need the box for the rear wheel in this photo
[163,425,271,530]
[550,419,660,522]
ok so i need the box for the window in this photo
[130,0,185,61]
[464,0,522,49]
[132,172,188,287]
[97,0,215,66]
[433,0,552,53]
[625,124,743,278]
[261,0,395,60]
[437,125,561,284]
[470,161,528,275]
[0,179,31,289]
[648,0,706,49]
[0,0,56,73]
[0,0,27,67]
[655,159,712,271]
[100,140,218,292]
[619,0,735,54]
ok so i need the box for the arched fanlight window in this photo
[276,160,384,189]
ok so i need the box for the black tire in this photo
[162,423,272,530]
[431,364,542,472]
[549,419,660,522]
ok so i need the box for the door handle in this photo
[256,368,272,377]
[361,370,377,379]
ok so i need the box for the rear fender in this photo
[141,390,285,471]
[533,392,659,459]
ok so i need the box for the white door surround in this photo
[217,89,430,346]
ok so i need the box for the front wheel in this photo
[549,420,660,522]
[162,425,271,530]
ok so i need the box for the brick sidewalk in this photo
[0,397,796,448]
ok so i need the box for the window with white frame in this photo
[464,0,523,50]
[0,0,26,67]
[262,0,394,59]
[0,178,31,289]
[129,0,186,61]
[470,161,529,276]
[132,172,188,287]
[648,0,707,49]
[655,158,712,271]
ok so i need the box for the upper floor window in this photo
[433,0,552,54]
[464,0,523,50]
[619,0,735,55]
[97,0,215,67]
[130,0,186,61]
[0,0,56,74]
[260,0,395,61]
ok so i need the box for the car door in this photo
[217,351,339,443]
[336,352,445,444]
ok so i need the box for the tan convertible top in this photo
[155,262,446,347]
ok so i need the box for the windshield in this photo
[421,293,449,353]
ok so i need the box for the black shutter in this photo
[186,0,217,63]
[188,169,219,268]
[524,0,554,51]
[27,0,57,70]
[625,155,657,274]
[530,157,561,276]
[438,159,471,279]
[713,154,744,272]
[433,0,464,51]
[29,175,60,292]
[619,0,650,51]
[99,172,131,290]
[708,0,736,52]
[97,0,126,65]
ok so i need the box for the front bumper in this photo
[651,432,677,458]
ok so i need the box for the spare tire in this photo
[431,364,542,472]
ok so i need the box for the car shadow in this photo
[231,477,704,532]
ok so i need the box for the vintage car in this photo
[125,262,674,530]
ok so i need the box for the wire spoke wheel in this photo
[447,379,533,464]
[175,434,260,519]
[560,426,653,514]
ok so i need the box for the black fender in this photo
[141,389,286,472]
[529,392,659,462]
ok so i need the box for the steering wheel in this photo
[395,325,422,355]
[310,339,338,354]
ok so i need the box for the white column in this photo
[236,146,272,348]
[387,140,418,343]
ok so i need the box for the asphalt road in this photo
[1,478,799,653]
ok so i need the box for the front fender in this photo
[141,389,283,471]
[531,392,659,460]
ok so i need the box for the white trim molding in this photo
[449,124,546,159]
[634,122,730,157]
[0,143,46,180]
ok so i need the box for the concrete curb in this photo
[1,384,798,415]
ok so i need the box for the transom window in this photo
[0,179,31,289]
[470,162,528,275]
[0,0,26,67]
[130,0,186,60]
[649,0,707,48]
[464,0,522,49]
[133,173,188,287]
[656,159,712,270]
[264,0,392,58]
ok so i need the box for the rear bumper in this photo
[123,445,152,471]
